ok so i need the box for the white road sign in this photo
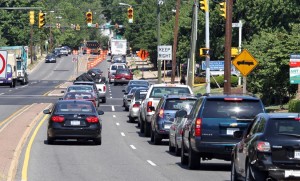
[157,45,172,61]
[0,51,8,78]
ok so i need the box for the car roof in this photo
[73,81,95,84]
[151,84,190,88]
[202,94,260,100]
[68,84,93,88]
[57,100,93,104]
[129,80,149,83]
[258,112,300,119]
[163,94,197,99]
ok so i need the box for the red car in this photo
[114,69,133,86]
[61,92,97,107]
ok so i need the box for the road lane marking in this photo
[0,93,3,95]
[116,123,120,126]
[130,145,136,150]
[0,105,31,130]
[22,114,49,181]
[147,160,157,166]
[121,132,125,136]
[110,97,112,98]
[112,106,115,111]
[113,115,116,118]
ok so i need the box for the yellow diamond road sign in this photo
[232,49,258,76]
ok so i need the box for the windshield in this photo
[269,119,300,135]
[67,86,93,93]
[202,99,264,119]
[164,99,196,110]
[150,87,191,98]
[55,102,95,113]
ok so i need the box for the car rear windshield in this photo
[150,87,191,98]
[164,98,196,110]
[64,92,93,99]
[269,119,300,135]
[68,86,93,92]
[55,102,95,113]
[117,69,130,74]
[202,99,264,119]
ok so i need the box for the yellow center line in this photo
[21,114,49,181]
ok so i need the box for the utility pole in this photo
[187,0,198,87]
[157,0,163,84]
[30,24,33,65]
[223,0,233,94]
[171,0,181,83]
[204,0,210,93]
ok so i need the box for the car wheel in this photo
[129,116,133,123]
[169,139,175,152]
[47,135,54,145]
[140,120,145,133]
[114,83,117,86]
[154,133,161,145]
[150,130,154,142]
[231,160,239,181]
[94,137,102,145]
[245,162,266,181]
[125,106,129,111]
[181,140,188,165]
[10,81,14,88]
[188,141,201,169]
[175,138,181,156]
[102,98,106,103]
[144,122,151,137]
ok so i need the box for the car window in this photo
[164,99,196,110]
[111,65,117,70]
[67,86,93,92]
[150,87,191,98]
[202,99,263,119]
[56,102,95,113]
[270,119,300,135]
[117,69,129,74]
[248,117,261,136]
[189,98,203,120]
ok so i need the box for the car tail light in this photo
[195,118,202,136]
[51,116,64,122]
[159,109,164,118]
[86,116,99,123]
[256,141,271,152]
[179,128,183,135]
[133,103,140,108]
[103,85,106,92]
[147,101,152,112]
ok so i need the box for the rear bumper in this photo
[129,107,140,118]
[114,79,131,84]
[48,124,101,139]
[98,92,106,98]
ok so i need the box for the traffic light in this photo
[200,48,210,57]
[38,12,45,28]
[220,2,226,19]
[127,7,133,23]
[29,11,34,25]
[200,0,208,12]
[86,11,92,24]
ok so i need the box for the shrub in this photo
[288,99,300,112]
[211,75,239,88]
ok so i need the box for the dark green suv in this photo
[181,94,266,169]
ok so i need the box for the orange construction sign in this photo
[137,49,149,60]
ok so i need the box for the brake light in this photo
[256,141,271,152]
[195,118,202,136]
[294,118,300,121]
[147,101,152,112]
[159,109,164,118]
[86,116,99,123]
[51,116,64,122]
[91,100,96,107]
[224,98,243,101]
[103,85,106,92]
[133,103,140,108]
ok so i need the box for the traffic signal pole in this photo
[157,2,162,84]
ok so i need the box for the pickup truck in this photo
[139,84,193,137]
[95,77,107,103]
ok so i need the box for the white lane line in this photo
[121,132,125,136]
[110,97,112,98]
[113,115,116,118]
[9,90,12,92]
[0,93,4,95]
[130,145,136,150]
[109,90,111,92]
[116,123,120,126]
[112,106,115,111]
[147,160,157,166]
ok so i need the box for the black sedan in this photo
[45,53,57,63]
[43,100,104,145]
[231,113,300,181]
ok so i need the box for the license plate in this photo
[0,81,3,83]
[295,150,300,159]
[122,78,125,80]
[71,121,80,126]
[226,128,239,135]
[285,170,300,178]
[164,124,171,129]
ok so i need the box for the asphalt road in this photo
[0,55,231,181]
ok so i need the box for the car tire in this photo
[47,135,54,145]
[144,122,151,137]
[140,120,145,133]
[169,139,175,152]
[129,116,134,123]
[154,133,161,145]
[245,162,266,181]
[94,137,102,145]
[181,140,188,165]
[102,98,106,103]
[150,130,154,142]
[188,141,201,169]
[175,137,181,156]
[125,106,129,111]
[114,83,117,86]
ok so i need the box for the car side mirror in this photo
[58,98,63,100]
[97,110,104,115]
[233,130,244,139]
[43,109,51,114]
[61,90,65,93]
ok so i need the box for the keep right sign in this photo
[232,49,258,76]
[0,51,8,78]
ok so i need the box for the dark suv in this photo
[150,95,197,145]
[232,113,300,181]
[181,94,265,169]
